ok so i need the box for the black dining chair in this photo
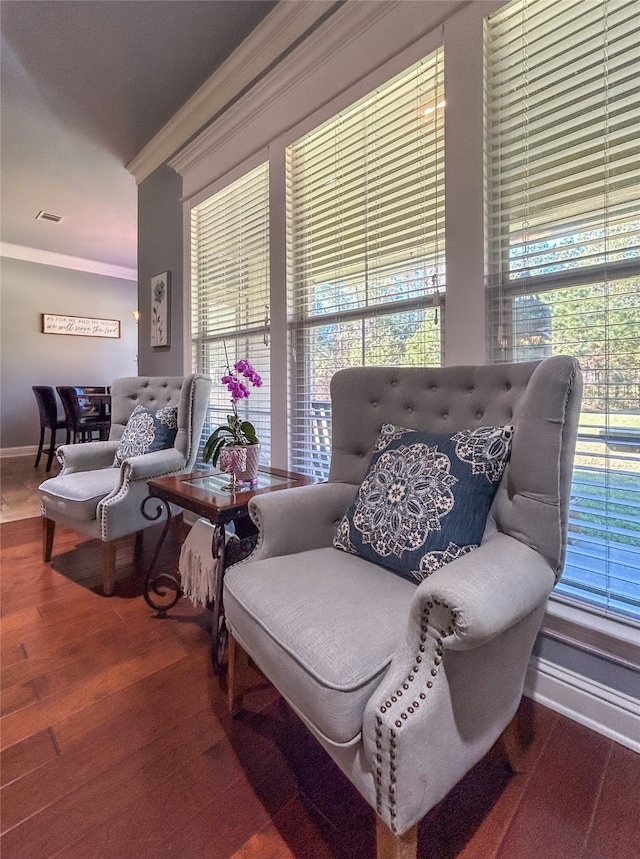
[56,386,111,443]
[32,386,70,472]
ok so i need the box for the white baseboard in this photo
[525,655,640,754]
[1,446,38,458]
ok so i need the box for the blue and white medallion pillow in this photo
[113,404,179,466]
[333,422,514,582]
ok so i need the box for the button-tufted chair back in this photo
[109,375,207,472]
[329,356,582,578]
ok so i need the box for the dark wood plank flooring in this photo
[1,516,638,858]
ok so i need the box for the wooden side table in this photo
[141,466,316,672]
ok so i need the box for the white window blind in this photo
[191,163,271,464]
[486,0,640,622]
[287,49,445,479]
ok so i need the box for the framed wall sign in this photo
[41,313,121,338]
[151,271,171,347]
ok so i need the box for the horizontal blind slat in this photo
[486,0,640,622]
[191,162,271,463]
[288,48,444,479]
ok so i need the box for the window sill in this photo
[543,597,640,672]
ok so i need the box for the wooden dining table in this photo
[81,391,111,419]
[76,389,111,439]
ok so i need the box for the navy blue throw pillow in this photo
[114,404,178,466]
[333,423,513,582]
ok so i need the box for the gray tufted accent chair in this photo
[223,356,582,859]
[39,374,212,595]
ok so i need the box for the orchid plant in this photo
[202,354,262,468]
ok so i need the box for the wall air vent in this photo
[35,210,63,223]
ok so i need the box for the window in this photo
[287,48,446,478]
[191,163,271,462]
[486,0,640,622]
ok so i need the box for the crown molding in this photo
[0,243,137,281]
[169,0,400,183]
[126,1,339,186]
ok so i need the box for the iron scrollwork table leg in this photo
[141,495,181,617]
[140,494,255,675]
[209,523,227,675]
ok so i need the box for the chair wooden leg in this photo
[102,541,117,596]
[43,517,55,562]
[501,714,528,773]
[35,428,45,467]
[46,429,57,472]
[376,818,417,859]
[227,634,249,716]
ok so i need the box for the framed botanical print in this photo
[151,271,170,347]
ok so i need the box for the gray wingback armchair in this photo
[223,356,582,859]
[40,374,212,595]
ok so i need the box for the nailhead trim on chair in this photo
[375,598,457,832]
[99,376,201,541]
[375,716,383,816]
[99,459,189,541]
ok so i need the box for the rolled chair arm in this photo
[58,440,120,474]
[362,532,556,835]
[247,482,358,561]
[120,448,188,482]
[410,532,556,652]
[96,448,189,542]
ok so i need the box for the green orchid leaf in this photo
[202,436,221,463]
[210,439,227,467]
[203,427,235,462]
[240,420,259,444]
[203,405,260,466]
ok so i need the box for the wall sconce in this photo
[132,309,141,323]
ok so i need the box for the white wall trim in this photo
[126,1,338,185]
[1,446,39,458]
[525,655,640,754]
[543,598,640,671]
[0,243,137,282]
[169,0,461,198]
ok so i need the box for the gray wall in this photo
[0,256,137,449]
[137,165,185,377]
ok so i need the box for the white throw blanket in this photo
[178,518,223,607]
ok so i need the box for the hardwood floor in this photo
[1,458,639,858]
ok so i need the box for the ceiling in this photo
[0,0,278,272]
